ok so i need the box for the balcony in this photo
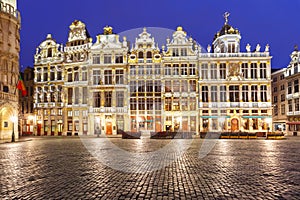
[0,91,18,102]
[199,52,270,58]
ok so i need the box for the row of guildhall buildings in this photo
[28,15,274,137]
[1,0,297,140]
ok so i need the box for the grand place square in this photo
[1,0,300,199]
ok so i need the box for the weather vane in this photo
[224,12,230,25]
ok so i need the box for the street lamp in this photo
[10,116,17,142]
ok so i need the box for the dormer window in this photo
[228,43,236,53]
[47,48,52,57]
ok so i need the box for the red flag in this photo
[17,75,27,96]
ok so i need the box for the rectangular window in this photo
[295,98,299,111]
[242,85,249,102]
[154,65,161,75]
[181,64,188,75]
[288,82,292,94]
[130,65,136,75]
[115,54,123,63]
[104,54,111,64]
[281,104,285,115]
[241,63,248,79]
[164,64,172,76]
[138,98,145,110]
[146,80,153,93]
[68,88,73,105]
[146,98,152,110]
[74,88,79,104]
[181,48,187,56]
[173,64,179,75]
[220,86,226,102]
[189,80,196,92]
[201,63,208,79]
[281,94,285,102]
[104,91,112,107]
[181,97,188,111]
[251,85,258,102]
[260,85,267,102]
[280,84,285,91]
[82,87,87,104]
[251,63,257,79]
[67,111,72,117]
[189,64,196,75]
[165,97,172,111]
[93,70,101,85]
[82,70,87,81]
[273,96,278,103]
[138,66,144,75]
[202,86,208,102]
[229,85,239,102]
[190,97,196,110]
[219,63,226,79]
[104,70,112,84]
[93,92,101,108]
[260,63,267,79]
[288,100,293,112]
[210,63,217,79]
[173,48,179,56]
[116,91,124,107]
[116,69,124,84]
[93,54,100,64]
[181,80,188,92]
[130,98,137,110]
[146,65,152,75]
[57,71,62,80]
[211,86,218,102]
[294,79,299,93]
[165,80,172,92]
[173,97,180,111]
[173,81,180,92]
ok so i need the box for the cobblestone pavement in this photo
[0,137,300,199]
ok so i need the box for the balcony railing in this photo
[199,52,270,58]
[93,107,127,113]
[0,91,18,102]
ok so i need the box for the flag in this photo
[17,75,27,96]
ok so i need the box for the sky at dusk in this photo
[18,0,300,70]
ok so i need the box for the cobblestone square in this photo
[1,137,300,199]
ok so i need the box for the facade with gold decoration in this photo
[33,14,272,136]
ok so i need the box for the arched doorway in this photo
[231,118,239,132]
[0,103,18,140]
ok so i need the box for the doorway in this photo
[106,122,112,135]
[231,118,239,132]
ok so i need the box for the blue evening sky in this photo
[18,0,300,70]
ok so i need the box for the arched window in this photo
[138,52,144,59]
[146,51,152,58]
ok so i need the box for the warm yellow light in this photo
[10,116,17,123]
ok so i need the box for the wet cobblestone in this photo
[0,137,300,199]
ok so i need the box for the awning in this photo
[201,116,230,118]
[286,122,300,125]
[242,116,272,118]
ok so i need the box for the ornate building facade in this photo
[285,46,300,136]
[33,14,273,136]
[0,0,20,140]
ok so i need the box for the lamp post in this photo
[10,116,17,142]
